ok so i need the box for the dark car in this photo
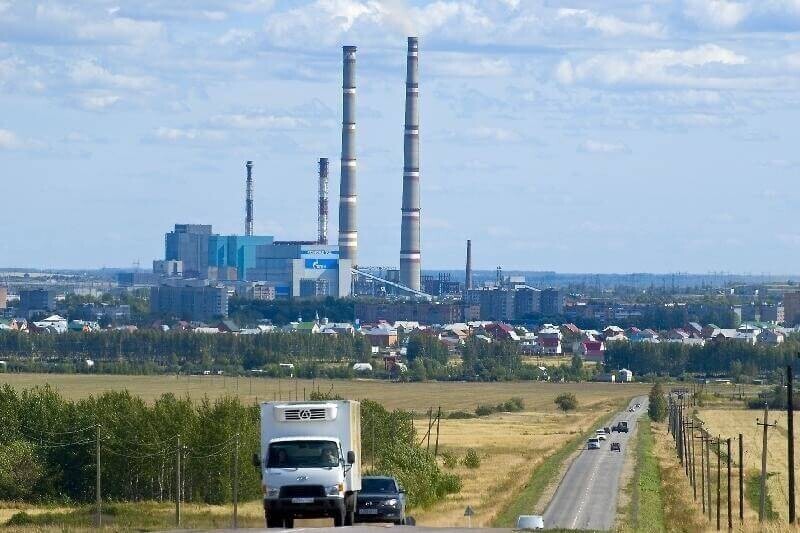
[611,442,621,452]
[356,476,407,525]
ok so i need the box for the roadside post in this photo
[464,506,474,528]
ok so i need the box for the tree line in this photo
[0,385,460,509]
[604,336,800,378]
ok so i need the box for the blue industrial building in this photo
[208,235,274,281]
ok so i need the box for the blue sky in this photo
[1,0,800,273]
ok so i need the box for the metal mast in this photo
[318,157,329,244]
[245,160,254,236]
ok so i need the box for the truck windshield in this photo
[267,441,340,468]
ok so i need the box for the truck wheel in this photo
[266,514,283,528]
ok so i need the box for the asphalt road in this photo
[187,528,510,533]
[542,395,648,531]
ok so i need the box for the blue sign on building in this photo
[304,258,337,270]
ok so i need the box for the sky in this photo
[1,0,800,273]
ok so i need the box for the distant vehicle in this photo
[587,438,600,450]
[254,400,361,528]
[356,476,406,525]
[612,422,629,433]
[628,407,635,412]
[611,442,621,452]
[603,427,611,434]
[516,515,545,530]
[597,433,607,441]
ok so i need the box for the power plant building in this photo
[150,279,228,322]
[165,224,213,278]
[250,243,352,299]
[208,234,274,281]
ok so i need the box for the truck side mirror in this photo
[252,453,261,468]
[347,450,356,464]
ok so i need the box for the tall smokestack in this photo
[400,36,421,291]
[465,239,472,290]
[338,45,358,265]
[245,160,254,236]
[318,157,329,245]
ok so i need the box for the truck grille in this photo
[283,407,328,421]
[280,485,326,498]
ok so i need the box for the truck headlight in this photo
[325,484,344,496]
[266,487,279,498]
[385,499,398,507]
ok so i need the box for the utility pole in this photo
[688,420,696,494]
[96,424,101,528]
[176,435,182,528]
[717,436,721,531]
[788,363,796,524]
[706,431,712,520]
[699,428,706,514]
[739,433,744,522]
[757,405,777,523]
[233,432,240,529]
[434,406,441,457]
[427,408,433,453]
[727,437,732,531]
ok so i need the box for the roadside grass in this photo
[745,470,779,521]
[627,418,666,532]
[491,402,628,528]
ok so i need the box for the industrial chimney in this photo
[245,160,254,236]
[318,157,329,245]
[338,45,358,265]
[400,36,421,291]
[465,239,472,290]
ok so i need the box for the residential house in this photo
[537,325,563,355]
[578,340,606,363]
[757,329,785,345]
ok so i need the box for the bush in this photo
[462,448,481,469]
[437,472,462,495]
[446,410,476,419]
[441,451,458,469]
[475,404,495,416]
[474,397,526,417]
[554,393,578,412]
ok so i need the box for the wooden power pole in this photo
[757,405,777,523]
[96,424,102,528]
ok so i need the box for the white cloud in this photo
[578,140,629,153]
[69,60,154,91]
[429,55,513,78]
[556,44,748,88]
[556,8,664,37]
[152,127,227,143]
[463,126,522,143]
[75,17,164,44]
[684,0,750,29]
[75,92,122,111]
[210,112,309,130]
[0,128,44,150]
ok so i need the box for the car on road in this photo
[356,475,407,525]
[610,442,621,452]
[596,433,607,441]
[603,427,611,434]
[612,422,629,433]
[628,407,635,412]
[587,438,600,450]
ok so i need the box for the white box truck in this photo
[253,401,361,528]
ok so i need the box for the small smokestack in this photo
[338,45,358,265]
[245,160,254,236]
[318,157,329,245]
[400,36,421,291]
[465,239,472,290]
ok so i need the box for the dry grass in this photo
[0,374,648,529]
[0,373,648,412]
[413,398,630,527]
[696,408,796,525]
[647,420,799,533]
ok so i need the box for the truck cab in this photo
[255,401,361,528]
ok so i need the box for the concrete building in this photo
[0,286,6,310]
[250,243,352,299]
[514,286,542,318]
[540,288,564,316]
[466,287,515,321]
[165,224,213,278]
[355,301,463,324]
[150,279,228,322]
[117,272,158,287]
[153,260,183,277]
[760,303,784,324]
[421,273,461,296]
[18,289,56,317]
[784,292,800,326]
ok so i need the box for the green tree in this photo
[648,382,668,422]
[554,393,578,412]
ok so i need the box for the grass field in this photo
[0,373,648,529]
[696,408,795,524]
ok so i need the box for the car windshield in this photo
[267,440,340,468]
[361,478,397,493]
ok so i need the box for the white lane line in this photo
[570,449,603,529]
